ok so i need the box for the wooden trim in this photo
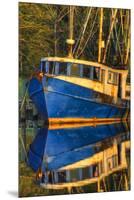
[47,120,123,130]
[48,117,125,125]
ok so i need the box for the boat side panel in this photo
[42,77,127,119]
[28,77,127,119]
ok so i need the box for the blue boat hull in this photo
[28,123,129,172]
[28,76,129,120]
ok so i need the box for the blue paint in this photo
[28,128,48,171]
[28,76,129,119]
[28,123,129,172]
[28,78,48,120]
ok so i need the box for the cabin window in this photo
[66,170,70,182]
[83,65,91,79]
[57,171,66,183]
[82,166,90,179]
[40,61,49,73]
[48,171,55,184]
[93,67,100,81]
[59,62,67,75]
[70,63,80,77]
[108,71,118,85]
[89,166,93,178]
[40,61,45,72]
[70,169,79,182]
[78,168,83,180]
[55,62,59,75]
[126,90,130,97]
[107,155,118,170]
[92,164,99,177]
[49,61,56,74]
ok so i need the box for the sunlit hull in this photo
[27,123,130,188]
[28,76,129,122]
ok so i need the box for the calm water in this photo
[19,121,130,192]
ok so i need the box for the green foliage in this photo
[19,3,130,78]
[19,3,67,77]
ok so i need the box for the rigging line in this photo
[124,11,130,65]
[57,7,68,20]
[124,10,130,46]
[19,132,28,163]
[19,81,30,112]
[72,8,89,53]
[120,9,124,35]
[73,7,92,56]
[76,9,98,58]
[75,7,92,56]
[102,9,118,64]
[98,8,103,63]
[113,24,123,64]
[56,10,69,23]
[124,26,130,65]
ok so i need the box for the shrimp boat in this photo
[28,7,130,124]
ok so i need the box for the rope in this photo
[19,80,30,112]
[19,131,28,163]
[102,9,118,63]
[76,9,99,58]
[73,7,92,57]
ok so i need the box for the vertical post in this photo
[124,27,130,65]
[98,8,103,63]
[68,187,72,194]
[97,178,101,192]
[124,172,129,191]
[20,98,27,162]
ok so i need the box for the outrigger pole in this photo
[66,6,75,58]
[102,9,118,63]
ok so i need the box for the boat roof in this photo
[41,57,128,73]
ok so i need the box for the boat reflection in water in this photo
[28,122,130,192]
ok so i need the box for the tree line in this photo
[19,3,130,78]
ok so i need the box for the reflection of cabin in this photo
[40,57,130,104]
[40,139,130,191]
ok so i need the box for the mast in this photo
[98,8,104,63]
[66,6,75,58]
[124,11,130,65]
